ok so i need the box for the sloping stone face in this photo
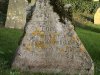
[12,0,94,74]
[5,0,28,29]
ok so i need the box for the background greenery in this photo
[64,0,100,13]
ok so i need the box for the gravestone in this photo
[5,0,28,29]
[94,8,100,25]
[12,0,94,74]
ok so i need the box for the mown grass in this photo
[76,26,100,75]
[0,26,100,75]
[0,28,23,56]
[73,8,100,74]
[0,28,23,73]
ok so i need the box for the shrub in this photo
[63,0,100,14]
[50,0,73,22]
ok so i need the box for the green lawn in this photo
[0,28,23,75]
[76,26,100,75]
[0,26,100,75]
[0,28,22,64]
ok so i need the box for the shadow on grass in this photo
[74,20,100,33]
[80,14,94,23]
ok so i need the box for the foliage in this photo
[50,0,73,22]
[63,0,100,14]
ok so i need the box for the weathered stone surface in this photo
[94,7,100,25]
[5,0,28,29]
[12,0,94,74]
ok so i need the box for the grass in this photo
[0,28,23,74]
[73,11,100,75]
[0,26,100,75]
[76,26,100,75]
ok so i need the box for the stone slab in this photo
[94,8,100,25]
[5,0,28,29]
[12,0,94,74]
